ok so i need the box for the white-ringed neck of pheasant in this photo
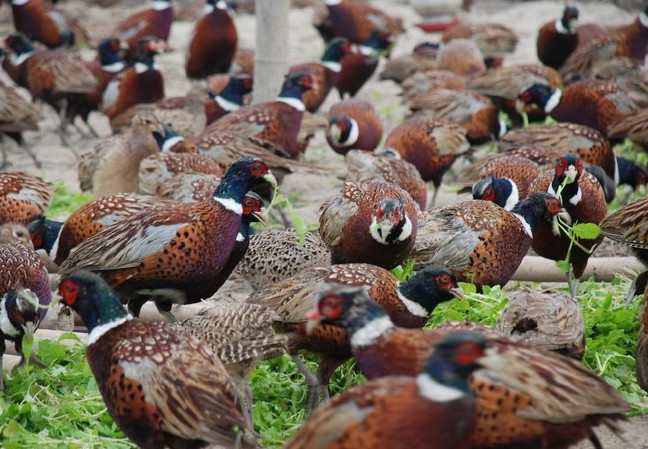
[27,216,63,260]
[328,116,359,147]
[1,288,40,338]
[58,271,134,346]
[417,332,487,401]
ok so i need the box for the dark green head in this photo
[398,265,460,314]
[58,270,130,334]
[422,331,488,393]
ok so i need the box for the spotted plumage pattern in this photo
[0,171,52,225]
[156,173,221,202]
[59,157,276,318]
[58,271,255,449]
[345,149,427,210]
[202,72,313,158]
[441,22,518,66]
[412,194,565,287]
[470,155,541,199]
[498,123,617,181]
[319,180,418,269]
[384,116,470,206]
[520,80,637,136]
[560,33,634,79]
[235,229,331,290]
[496,289,585,359]
[41,194,173,266]
[138,152,224,196]
[284,327,483,449]
[408,88,500,144]
[0,242,51,322]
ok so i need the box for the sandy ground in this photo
[1,0,648,447]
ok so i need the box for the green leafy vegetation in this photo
[46,182,93,222]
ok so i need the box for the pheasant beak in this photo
[21,320,36,341]
[252,207,269,227]
[552,209,572,236]
[263,171,278,189]
[450,286,465,300]
[564,165,578,183]
[514,99,526,114]
[119,40,129,50]
[305,309,322,335]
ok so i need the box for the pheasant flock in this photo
[1,0,648,448]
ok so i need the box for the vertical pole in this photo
[253,0,290,103]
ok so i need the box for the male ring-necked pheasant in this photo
[59,157,276,321]
[306,286,629,449]
[58,270,257,449]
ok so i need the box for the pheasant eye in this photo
[454,341,485,365]
[437,273,457,289]
[30,232,42,248]
[249,161,267,177]
[375,207,384,221]
[319,296,343,319]
[483,186,495,201]
[59,280,80,306]
[545,198,562,214]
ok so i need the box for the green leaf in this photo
[555,259,570,274]
[572,223,601,239]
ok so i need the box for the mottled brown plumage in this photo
[384,116,470,206]
[467,63,562,125]
[465,155,541,199]
[31,194,173,266]
[10,0,89,48]
[441,22,518,67]
[345,149,427,210]
[436,39,486,76]
[319,181,418,269]
[0,171,52,225]
[607,107,648,145]
[497,289,585,359]
[59,157,276,320]
[235,229,331,290]
[600,195,648,301]
[138,152,224,196]
[77,113,162,196]
[408,88,501,144]
[306,285,626,449]
[519,79,637,136]
[111,0,173,60]
[247,264,460,409]
[411,193,566,288]
[498,123,617,182]
[401,69,467,102]
[379,43,439,84]
[315,0,404,46]
[284,327,482,449]
[202,72,313,158]
[58,271,255,449]
[593,57,648,108]
[0,80,40,166]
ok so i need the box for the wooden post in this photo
[254,0,290,103]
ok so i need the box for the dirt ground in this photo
[1,0,648,446]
